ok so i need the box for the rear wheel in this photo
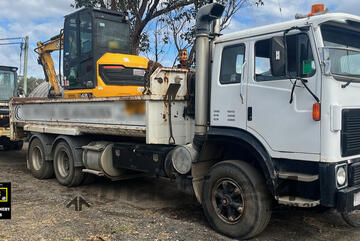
[28,138,54,179]
[53,141,84,186]
[202,160,272,239]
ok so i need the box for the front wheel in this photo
[202,160,272,239]
[342,210,360,227]
[53,141,84,187]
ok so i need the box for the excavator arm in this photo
[35,34,63,97]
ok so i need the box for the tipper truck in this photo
[0,66,23,150]
[8,3,360,239]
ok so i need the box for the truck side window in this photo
[255,33,315,81]
[220,44,245,84]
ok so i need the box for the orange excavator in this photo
[35,8,149,98]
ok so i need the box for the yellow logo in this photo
[0,188,8,202]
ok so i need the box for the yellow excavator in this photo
[35,8,149,98]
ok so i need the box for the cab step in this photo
[277,171,319,182]
[277,196,320,207]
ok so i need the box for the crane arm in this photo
[35,34,63,96]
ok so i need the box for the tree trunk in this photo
[131,35,140,55]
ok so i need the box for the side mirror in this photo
[271,36,287,77]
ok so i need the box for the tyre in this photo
[53,141,84,187]
[28,138,54,179]
[341,210,360,227]
[2,140,23,151]
[13,141,24,151]
[202,160,272,239]
[2,142,12,151]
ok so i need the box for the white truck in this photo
[8,3,360,239]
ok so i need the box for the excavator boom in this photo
[35,34,63,97]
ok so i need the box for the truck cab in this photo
[0,66,23,150]
[194,10,360,237]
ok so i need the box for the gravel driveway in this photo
[0,145,359,241]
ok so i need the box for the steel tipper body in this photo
[8,3,360,240]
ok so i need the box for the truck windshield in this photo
[96,18,131,54]
[0,70,15,101]
[321,22,360,79]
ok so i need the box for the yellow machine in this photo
[35,8,148,98]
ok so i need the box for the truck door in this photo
[246,33,320,155]
[210,41,248,130]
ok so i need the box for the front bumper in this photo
[320,161,360,212]
[337,186,360,212]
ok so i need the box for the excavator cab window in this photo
[63,8,131,90]
[64,16,81,88]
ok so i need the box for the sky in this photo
[0,0,360,79]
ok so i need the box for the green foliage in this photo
[18,77,45,95]
[71,0,265,63]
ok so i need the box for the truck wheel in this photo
[2,138,13,151]
[13,141,24,151]
[2,142,12,151]
[341,211,360,227]
[201,160,271,239]
[53,141,84,187]
[28,138,54,179]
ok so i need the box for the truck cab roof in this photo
[216,13,360,44]
[0,66,18,72]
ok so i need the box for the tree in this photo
[18,77,45,95]
[72,0,199,54]
[161,0,264,67]
[72,0,264,63]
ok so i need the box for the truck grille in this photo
[341,109,360,157]
[349,162,360,186]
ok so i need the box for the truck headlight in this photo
[336,164,347,188]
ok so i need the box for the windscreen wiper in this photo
[340,75,360,88]
[289,77,320,104]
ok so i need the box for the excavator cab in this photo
[62,8,148,98]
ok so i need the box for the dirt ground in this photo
[0,145,360,241]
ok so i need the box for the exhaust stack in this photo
[194,3,225,137]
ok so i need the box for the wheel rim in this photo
[212,178,245,224]
[57,149,70,177]
[32,147,43,171]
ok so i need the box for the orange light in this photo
[313,103,321,121]
[103,66,125,69]
[308,4,325,16]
